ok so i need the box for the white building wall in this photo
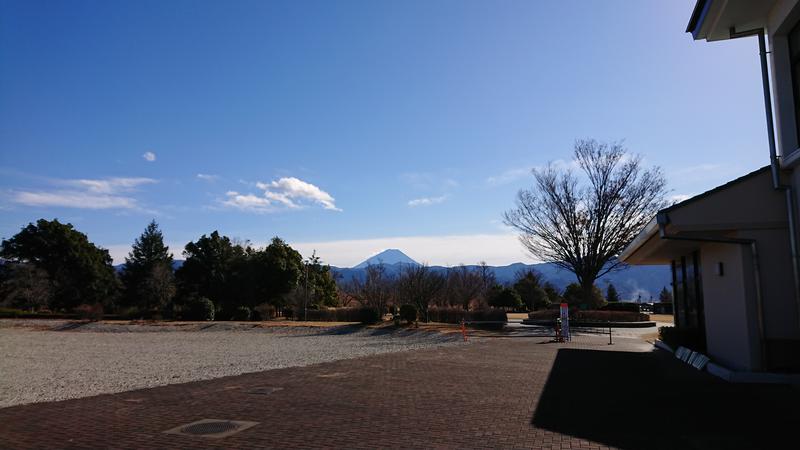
[700,243,761,371]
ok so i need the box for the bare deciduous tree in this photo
[503,139,667,308]
[475,261,496,309]
[396,264,445,322]
[0,263,52,311]
[344,264,395,314]
[443,265,484,310]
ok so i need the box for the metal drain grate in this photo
[163,419,259,438]
[246,386,283,396]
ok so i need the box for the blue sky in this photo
[0,0,770,266]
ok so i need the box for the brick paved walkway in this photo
[1,334,798,449]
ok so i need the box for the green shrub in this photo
[659,326,703,350]
[399,304,417,324]
[231,306,252,321]
[184,296,215,321]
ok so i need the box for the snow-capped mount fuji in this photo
[334,249,671,302]
[354,249,420,268]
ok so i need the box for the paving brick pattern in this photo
[1,335,797,449]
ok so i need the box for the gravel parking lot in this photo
[0,320,461,408]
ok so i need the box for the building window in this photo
[670,252,705,334]
[788,20,800,151]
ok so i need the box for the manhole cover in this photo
[163,419,259,438]
[182,421,239,435]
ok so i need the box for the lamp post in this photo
[303,261,309,322]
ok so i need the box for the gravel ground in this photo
[0,320,462,408]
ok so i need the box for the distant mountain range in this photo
[336,249,670,302]
[113,261,184,273]
[111,249,671,302]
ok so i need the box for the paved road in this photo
[1,334,798,449]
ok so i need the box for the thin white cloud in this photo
[672,163,722,176]
[142,151,156,162]
[196,173,219,182]
[12,191,138,209]
[486,168,530,186]
[63,177,157,194]
[669,193,692,204]
[400,172,459,190]
[222,177,340,212]
[486,159,578,186]
[9,176,157,210]
[408,195,448,207]
[292,233,534,267]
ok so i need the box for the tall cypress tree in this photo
[122,220,174,311]
[606,283,621,303]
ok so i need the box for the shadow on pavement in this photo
[532,348,800,449]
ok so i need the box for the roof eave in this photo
[686,0,713,39]
[619,217,659,263]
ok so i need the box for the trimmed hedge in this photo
[426,307,508,324]
[653,302,673,314]
[603,302,643,313]
[528,310,559,320]
[301,307,382,324]
[528,309,649,322]
[575,310,649,322]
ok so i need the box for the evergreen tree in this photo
[606,283,621,303]
[121,220,174,312]
[488,286,523,309]
[513,269,550,311]
[0,219,119,310]
[305,252,338,308]
[176,231,245,309]
[563,282,603,309]
[658,286,672,303]
[543,282,562,305]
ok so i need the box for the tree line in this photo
[0,217,672,321]
[0,219,336,320]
